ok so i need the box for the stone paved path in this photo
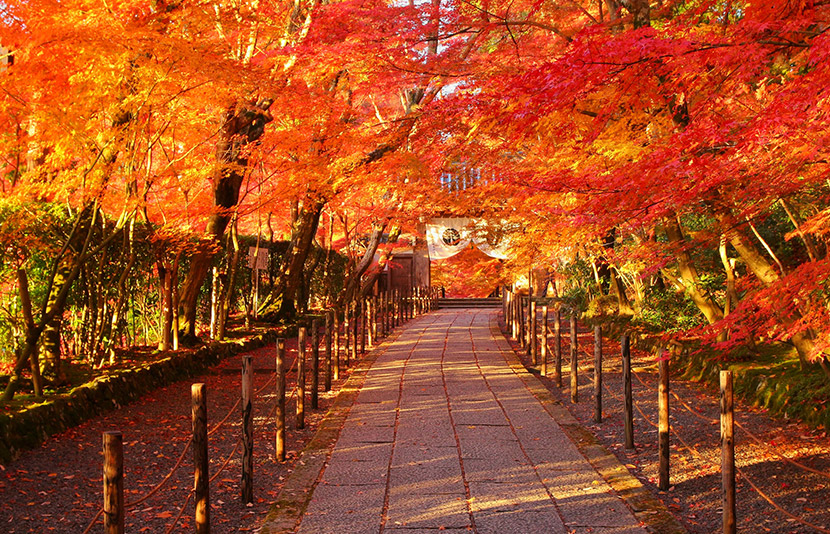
[294,309,650,534]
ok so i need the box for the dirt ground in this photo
[0,334,355,533]
[514,321,830,534]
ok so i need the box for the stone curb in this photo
[258,324,409,534]
[0,330,279,465]
[489,316,688,534]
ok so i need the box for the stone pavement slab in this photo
[262,309,682,534]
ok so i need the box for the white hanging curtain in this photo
[469,219,510,259]
[426,218,513,261]
[426,218,472,260]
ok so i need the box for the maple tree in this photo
[422,0,830,376]
[2,0,830,404]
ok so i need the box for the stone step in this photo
[437,298,501,308]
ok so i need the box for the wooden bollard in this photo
[511,293,518,339]
[658,353,670,490]
[570,313,578,403]
[377,293,384,338]
[340,306,347,372]
[554,307,562,387]
[366,297,374,348]
[503,289,508,331]
[103,431,124,534]
[519,297,526,349]
[241,355,253,504]
[324,312,332,391]
[276,339,286,462]
[395,288,400,327]
[373,296,379,343]
[382,291,389,336]
[541,305,548,376]
[311,319,319,410]
[530,299,538,365]
[297,327,306,429]
[622,335,634,449]
[721,370,736,534]
[351,301,358,362]
[360,299,367,354]
[594,326,602,423]
[192,383,210,534]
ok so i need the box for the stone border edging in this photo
[489,316,688,534]
[0,330,279,465]
[258,325,408,534]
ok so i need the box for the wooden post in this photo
[594,326,602,423]
[554,307,562,387]
[511,292,518,340]
[414,287,419,316]
[241,355,253,504]
[383,291,389,336]
[351,300,358,362]
[395,288,400,327]
[341,303,348,371]
[337,306,344,369]
[377,292,384,338]
[276,339,286,462]
[530,300,538,365]
[721,370,736,534]
[658,353,670,491]
[541,305,548,376]
[324,312,332,391]
[570,313,578,403]
[501,288,510,329]
[192,383,210,534]
[519,296,526,349]
[311,319,319,410]
[366,297,373,348]
[103,431,124,534]
[360,298,367,354]
[372,295,379,342]
[296,327,306,430]
[622,335,634,449]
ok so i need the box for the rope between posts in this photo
[514,304,830,533]
[83,344,301,534]
[601,372,701,459]
[80,436,194,534]
[80,508,104,534]
[126,437,193,508]
[538,317,830,482]
[162,491,192,534]
[736,465,830,534]
[619,355,829,532]
[163,437,242,533]
[161,342,304,533]
[630,367,830,480]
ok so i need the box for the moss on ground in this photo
[676,343,830,430]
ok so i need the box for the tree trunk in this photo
[337,220,389,308]
[712,204,823,371]
[159,262,173,352]
[3,204,125,401]
[218,220,241,340]
[663,217,724,325]
[177,101,273,337]
[260,197,326,320]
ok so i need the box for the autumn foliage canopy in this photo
[1,0,829,396]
